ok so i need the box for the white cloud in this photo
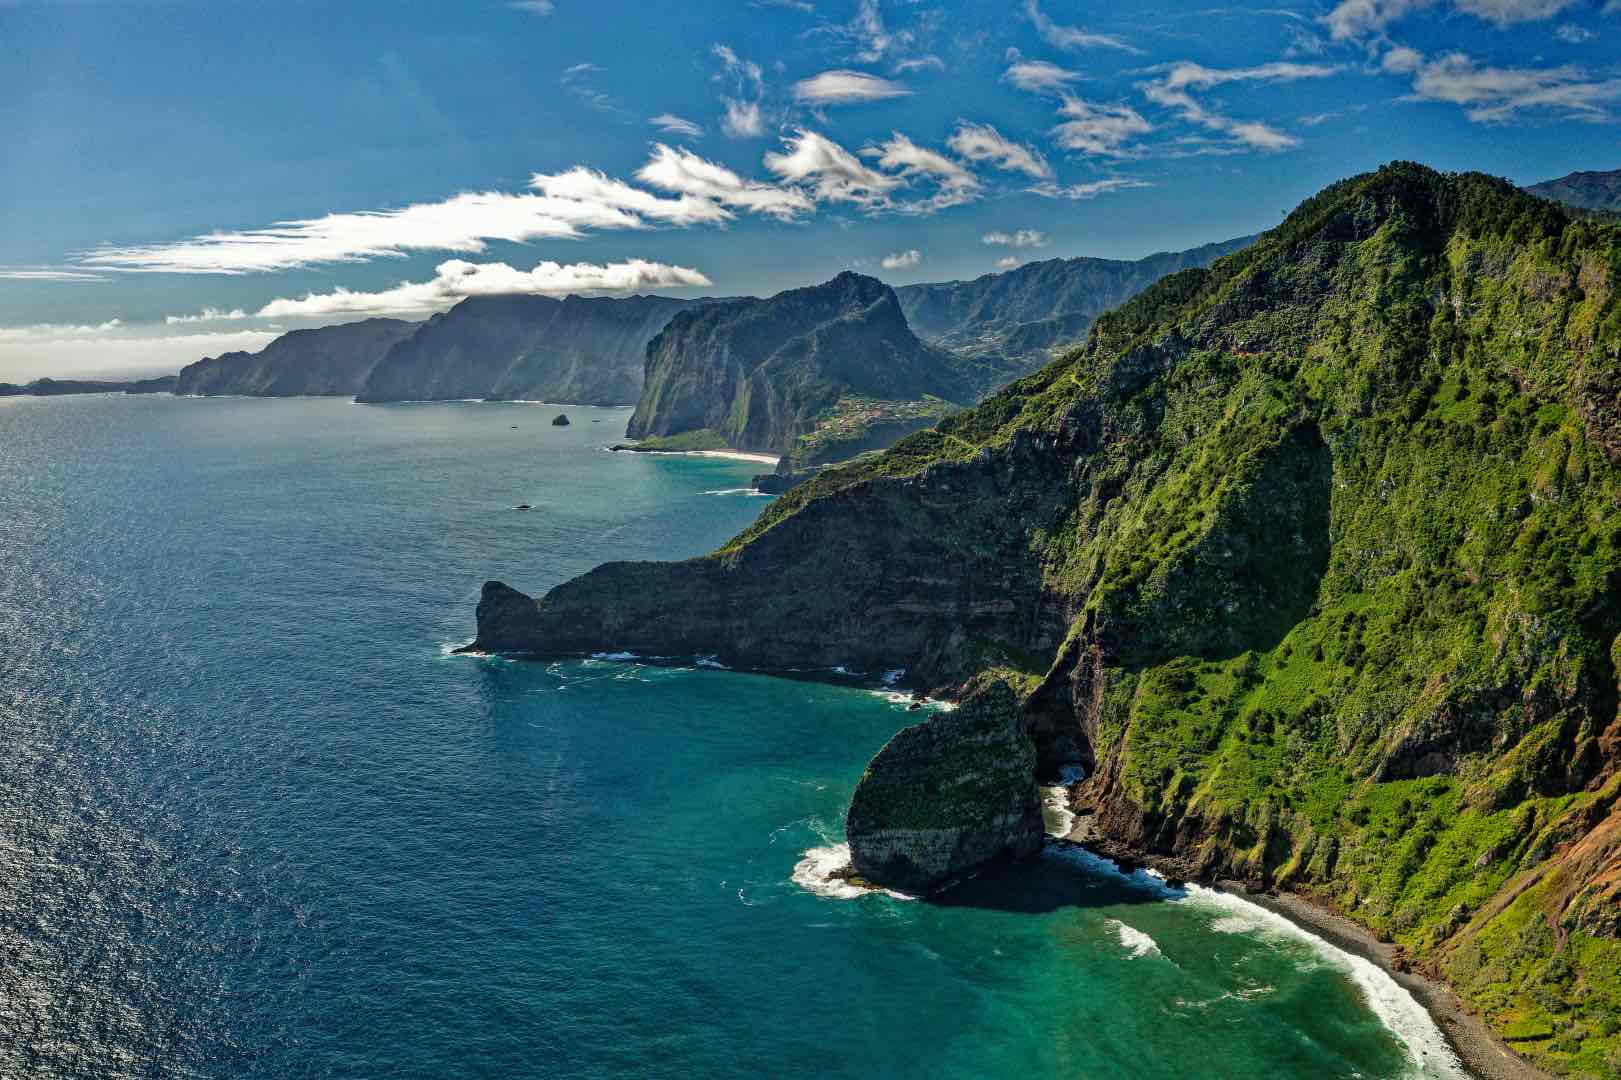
[650,113,705,137]
[164,308,248,325]
[763,130,905,206]
[1160,61,1340,91]
[863,132,981,211]
[80,163,745,275]
[893,56,944,74]
[791,69,911,105]
[721,99,767,138]
[1025,0,1138,53]
[982,229,1048,247]
[946,121,1052,179]
[1454,0,1576,25]
[1382,45,1426,74]
[0,319,123,343]
[255,258,713,319]
[0,268,108,282]
[880,249,921,270]
[1052,96,1153,156]
[635,143,813,220]
[1030,177,1152,200]
[1323,0,1571,38]
[848,0,901,62]
[1139,62,1336,152]
[1554,22,1594,41]
[995,256,1021,269]
[1403,50,1621,121]
[0,329,281,383]
[1004,60,1082,94]
[511,0,554,13]
[714,44,769,139]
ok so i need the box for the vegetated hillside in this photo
[1529,168,1621,216]
[471,163,1621,1076]
[627,271,1014,465]
[0,376,176,396]
[896,235,1254,366]
[175,318,418,396]
[355,294,697,405]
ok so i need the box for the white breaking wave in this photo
[697,487,773,496]
[1109,918,1162,959]
[1183,885,1465,1078]
[1040,785,1076,837]
[881,668,906,685]
[694,655,730,669]
[589,650,641,661]
[790,843,913,901]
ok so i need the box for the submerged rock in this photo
[845,678,1043,894]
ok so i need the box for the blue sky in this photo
[1,0,1618,379]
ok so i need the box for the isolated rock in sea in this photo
[845,678,1043,894]
[552,413,570,426]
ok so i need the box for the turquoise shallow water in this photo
[0,395,1465,1080]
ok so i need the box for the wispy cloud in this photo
[946,121,1052,180]
[0,268,109,282]
[863,132,980,211]
[0,319,123,343]
[764,130,904,206]
[1322,0,1574,39]
[636,143,813,220]
[1398,48,1621,122]
[1004,59,1082,94]
[1024,0,1139,54]
[1555,23,1594,42]
[982,229,1048,248]
[1029,177,1152,200]
[255,258,713,319]
[995,256,1021,269]
[650,113,705,137]
[1052,96,1153,157]
[714,44,769,138]
[791,69,911,105]
[880,249,921,269]
[1454,0,1577,26]
[164,307,248,325]
[510,0,554,13]
[893,56,944,74]
[1139,61,1336,152]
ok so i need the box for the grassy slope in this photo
[725,164,1621,1075]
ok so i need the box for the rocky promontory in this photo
[845,678,1043,893]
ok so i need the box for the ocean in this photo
[0,394,1464,1079]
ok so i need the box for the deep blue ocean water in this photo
[0,395,1467,1079]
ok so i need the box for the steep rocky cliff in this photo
[468,163,1621,1075]
[845,677,1043,893]
[896,235,1254,366]
[175,318,418,396]
[355,294,696,405]
[626,272,1013,461]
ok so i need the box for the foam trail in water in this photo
[1108,918,1162,959]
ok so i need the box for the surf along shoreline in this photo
[1068,814,1552,1080]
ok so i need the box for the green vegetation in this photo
[623,429,731,452]
[720,164,1621,1074]
[782,394,956,469]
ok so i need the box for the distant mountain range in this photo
[175,318,419,397]
[1526,167,1621,215]
[897,236,1255,366]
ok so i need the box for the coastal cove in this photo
[1,394,1481,1079]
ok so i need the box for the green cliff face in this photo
[473,163,1621,1075]
[626,272,1014,461]
[845,677,1043,894]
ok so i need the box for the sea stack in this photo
[552,413,570,427]
[845,678,1044,894]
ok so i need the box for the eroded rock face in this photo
[845,679,1043,894]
